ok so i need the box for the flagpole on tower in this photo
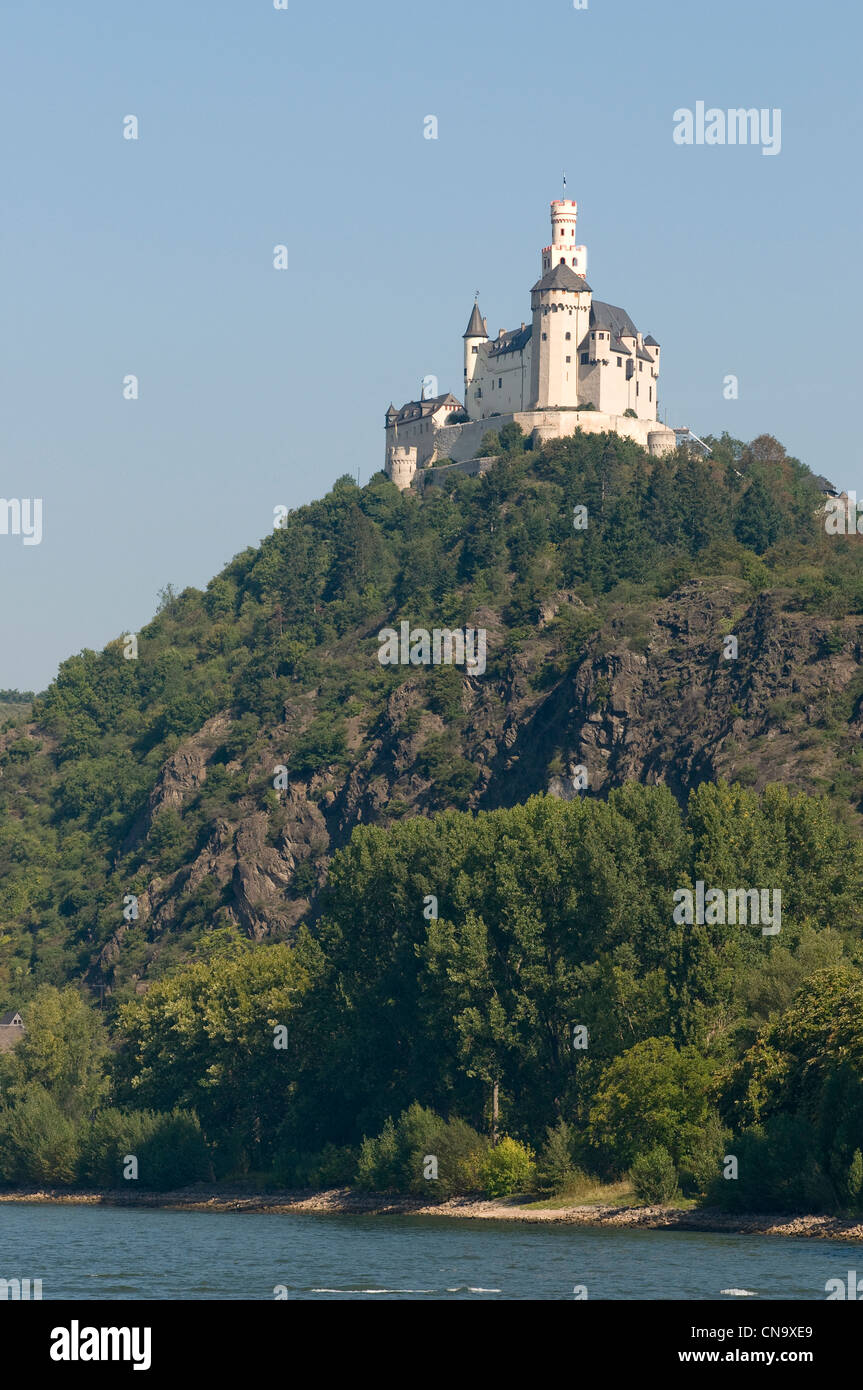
[562,171,567,197]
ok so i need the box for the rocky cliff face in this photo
[108,578,861,978]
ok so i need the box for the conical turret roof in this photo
[463,302,486,338]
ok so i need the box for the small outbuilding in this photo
[0,1009,25,1052]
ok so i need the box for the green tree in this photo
[587,1037,714,1173]
[0,986,108,1122]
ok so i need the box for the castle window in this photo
[639,362,643,372]
[617,357,622,367]
[542,332,547,340]
[498,378,502,388]
[636,383,639,396]
[649,386,653,402]
[472,345,477,354]
[580,353,589,365]
[565,332,571,340]
[566,356,571,363]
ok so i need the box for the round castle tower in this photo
[541,199,588,276]
[463,300,488,417]
[530,201,592,410]
[387,444,418,490]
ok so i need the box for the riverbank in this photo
[2,1186,863,1241]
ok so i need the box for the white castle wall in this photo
[429,411,676,470]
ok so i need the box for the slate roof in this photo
[590,299,638,339]
[388,393,463,425]
[531,263,592,294]
[813,474,839,496]
[0,1009,24,1052]
[487,325,533,357]
[464,303,486,338]
[644,335,660,347]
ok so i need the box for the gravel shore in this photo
[2,1186,863,1240]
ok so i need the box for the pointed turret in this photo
[463,301,488,417]
[464,301,486,339]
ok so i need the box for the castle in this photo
[384,197,678,489]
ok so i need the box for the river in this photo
[1,1202,853,1300]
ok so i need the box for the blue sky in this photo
[2,0,860,691]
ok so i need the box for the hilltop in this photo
[0,425,860,1003]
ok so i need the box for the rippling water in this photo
[0,1203,854,1299]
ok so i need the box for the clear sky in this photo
[2,0,861,691]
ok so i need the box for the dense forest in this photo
[1,426,862,1208]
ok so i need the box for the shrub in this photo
[355,1116,400,1191]
[78,1108,210,1190]
[479,1137,535,1198]
[705,1116,834,1213]
[678,1111,731,1197]
[354,1105,486,1199]
[273,1143,357,1189]
[848,1150,863,1207]
[0,1087,79,1186]
[498,422,525,454]
[78,1108,146,1186]
[630,1146,679,1204]
[536,1119,580,1195]
[135,1109,211,1189]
